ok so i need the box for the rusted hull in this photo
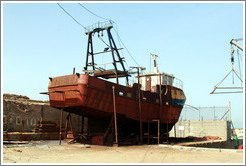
[48,74,185,130]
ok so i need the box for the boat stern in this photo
[48,74,89,108]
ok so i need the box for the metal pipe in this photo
[229,101,231,123]
[112,86,118,145]
[73,67,75,74]
[59,108,63,145]
[148,120,150,145]
[64,113,68,139]
[230,39,243,51]
[159,73,162,142]
[173,117,176,138]
[107,29,119,84]
[81,116,84,134]
[158,120,160,144]
[137,68,143,144]
[216,87,243,89]
[212,91,243,94]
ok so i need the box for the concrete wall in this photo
[169,120,231,140]
[3,97,83,133]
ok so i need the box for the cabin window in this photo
[180,91,183,95]
[127,92,132,98]
[175,90,177,95]
[119,92,124,96]
[156,98,159,104]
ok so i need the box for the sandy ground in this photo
[2,140,244,164]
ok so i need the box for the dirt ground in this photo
[2,141,244,164]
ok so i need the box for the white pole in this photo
[229,101,231,123]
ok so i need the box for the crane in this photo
[210,38,243,94]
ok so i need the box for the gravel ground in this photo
[2,140,244,164]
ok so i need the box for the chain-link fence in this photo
[179,106,229,121]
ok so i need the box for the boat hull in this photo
[48,74,185,129]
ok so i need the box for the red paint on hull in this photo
[48,74,184,125]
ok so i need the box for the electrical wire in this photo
[57,3,87,30]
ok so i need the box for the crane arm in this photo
[230,39,243,51]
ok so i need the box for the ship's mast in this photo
[83,22,129,86]
[151,53,159,73]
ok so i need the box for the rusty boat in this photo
[45,22,186,145]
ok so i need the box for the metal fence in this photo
[179,106,229,121]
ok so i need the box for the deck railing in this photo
[172,78,183,90]
[85,21,114,34]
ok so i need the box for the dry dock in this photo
[2,140,243,163]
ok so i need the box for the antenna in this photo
[150,53,159,73]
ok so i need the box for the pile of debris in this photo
[3,93,30,101]
[33,121,60,132]
[3,93,49,105]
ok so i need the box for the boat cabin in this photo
[139,72,175,93]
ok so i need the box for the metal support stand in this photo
[166,112,169,143]
[64,112,73,140]
[159,73,162,143]
[158,120,160,144]
[81,116,84,134]
[210,69,243,94]
[59,108,63,145]
[229,101,231,123]
[137,68,143,145]
[151,119,160,144]
[103,116,114,143]
[84,33,95,72]
[173,117,176,138]
[112,86,118,146]
[148,120,150,144]
[107,27,129,85]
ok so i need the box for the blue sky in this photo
[2,2,244,128]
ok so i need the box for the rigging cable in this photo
[237,49,242,81]
[113,28,140,67]
[98,36,110,47]
[77,3,140,67]
[57,3,87,30]
[78,3,112,21]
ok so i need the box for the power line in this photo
[78,3,111,21]
[57,3,87,30]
